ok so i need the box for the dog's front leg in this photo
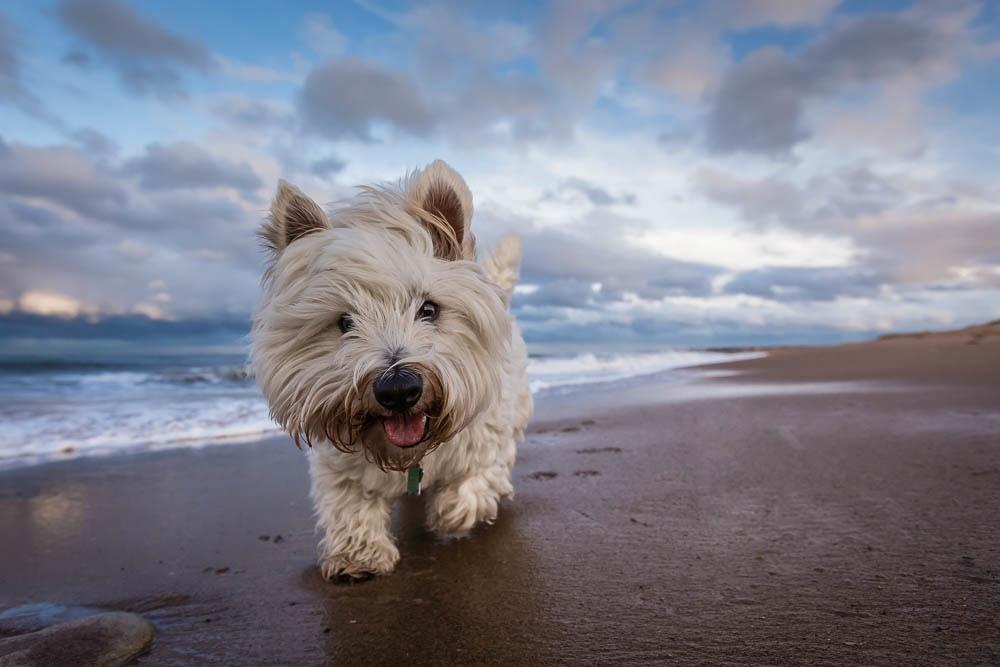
[309,455,399,579]
[426,467,512,535]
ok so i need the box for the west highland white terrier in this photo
[251,161,532,579]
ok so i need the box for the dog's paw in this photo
[319,539,399,581]
[427,482,501,535]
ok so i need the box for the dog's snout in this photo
[373,367,423,413]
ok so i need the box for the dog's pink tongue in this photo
[382,415,425,447]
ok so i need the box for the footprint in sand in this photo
[575,446,622,454]
[574,470,600,478]
[528,471,558,480]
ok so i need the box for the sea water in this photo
[0,349,763,469]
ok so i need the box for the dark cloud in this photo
[697,165,908,230]
[61,49,90,67]
[293,1,622,145]
[407,9,561,142]
[57,0,212,66]
[0,137,258,274]
[554,178,637,207]
[513,280,598,309]
[0,136,266,320]
[520,228,717,296]
[724,266,887,301]
[474,206,719,310]
[6,198,76,231]
[0,309,879,351]
[115,63,188,99]
[211,96,293,128]
[113,190,247,231]
[704,0,839,30]
[0,136,127,216]
[696,168,804,225]
[0,311,249,343]
[706,48,811,155]
[518,309,880,347]
[0,13,54,121]
[445,1,623,144]
[411,3,587,142]
[807,15,944,86]
[123,142,261,193]
[70,127,118,157]
[57,0,215,99]
[707,14,948,155]
[0,13,17,86]
[444,71,559,143]
[503,224,721,313]
[697,164,1000,288]
[310,156,346,178]
[811,167,903,220]
[299,58,434,140]
[468,205,721,319]
[1,190,262,320]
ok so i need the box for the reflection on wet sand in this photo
[312,494,562,664]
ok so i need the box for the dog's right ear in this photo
[260,180,330,255]
[405,160,476,261]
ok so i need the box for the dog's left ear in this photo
[406,160,475,261]
[261,180,330,255]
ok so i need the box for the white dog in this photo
[251,161,532,579]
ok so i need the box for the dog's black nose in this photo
[373,367,423,413]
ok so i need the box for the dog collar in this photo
[407,465,423,496]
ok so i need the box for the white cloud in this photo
[631,227,858,271]
[132,302,169,320]
[18,289,89,318]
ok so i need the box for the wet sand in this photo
[1,328,999,664]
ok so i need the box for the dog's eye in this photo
[417,301,439,322]
[338,314,354,334]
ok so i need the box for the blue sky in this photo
[1,0,999,353]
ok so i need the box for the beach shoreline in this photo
[1,330,998,664]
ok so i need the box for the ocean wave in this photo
[0,349,763,468]
[527,349,764,393]
[0,365,252,400]
[0,396,279,468]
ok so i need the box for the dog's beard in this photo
[297,366,462,472]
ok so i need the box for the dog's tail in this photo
[483,234,522,303]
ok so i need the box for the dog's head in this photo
[251,161,510,471]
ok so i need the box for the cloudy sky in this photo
[1,0,999,353]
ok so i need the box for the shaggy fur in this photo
[251,161,532,579]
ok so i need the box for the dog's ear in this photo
[406,160,475,261]
[261,180,330,254]
[483,234,522,306]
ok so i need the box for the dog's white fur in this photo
[251,161,532,578]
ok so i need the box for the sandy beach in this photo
[1,325,999,665]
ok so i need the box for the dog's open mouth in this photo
[382,414,427,448]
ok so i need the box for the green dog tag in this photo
[407,465,423,496]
